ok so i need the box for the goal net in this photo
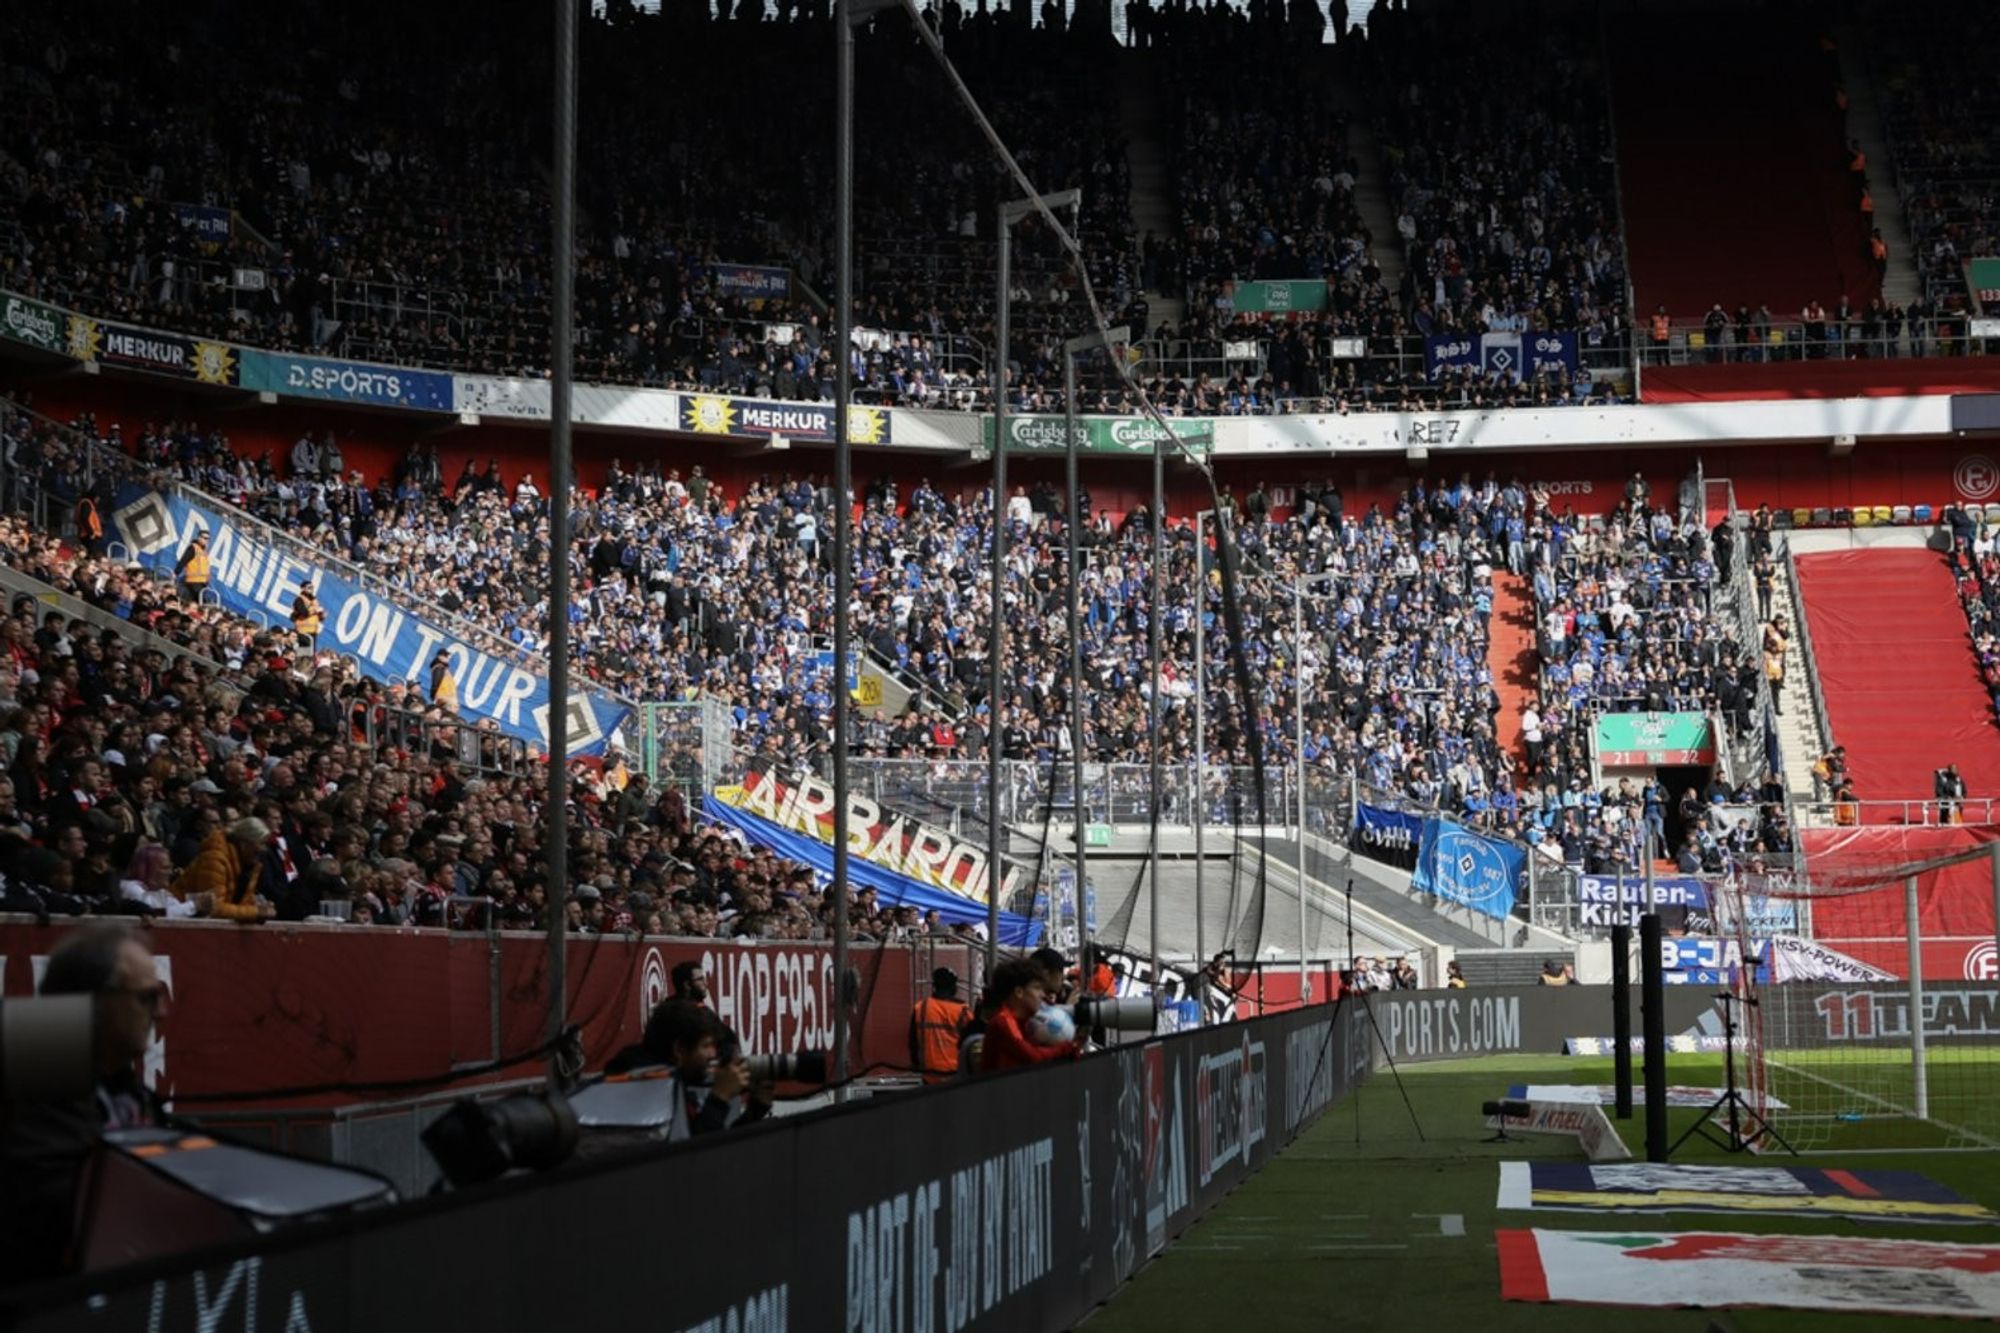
[1716,826,2000,1152]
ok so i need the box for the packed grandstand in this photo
[0,0,1995,942]
[7,0,2000,1323]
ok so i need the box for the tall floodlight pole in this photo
[1061,325,1127,978]
[1292,570,1338,1004]
[545,0,578,1081]
[991,188,1079,977]
[1193,507,1214,1017]
[1147,385,1165,999]
[832,0,888,1094]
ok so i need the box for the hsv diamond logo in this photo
[532,692,607,757]
[112,491,181,557]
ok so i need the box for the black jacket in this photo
[0,1070,164,1285]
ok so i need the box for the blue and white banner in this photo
[1353,802,1423,871]
[1412,817,1522,920]
[710,263,791,301]
[1577,875,1708,928]
[1525,331,1578,376]
[1480,332,1523,378]
[1660,937,1766,985]
[172,203,233,251]
[239,348,454,413]
[1424,336,1480,378]
[701,794,1041,946]
[109,485,630,755]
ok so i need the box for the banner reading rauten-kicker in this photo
[983,414,1215,457]
[109,485,630,755]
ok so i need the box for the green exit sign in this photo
[1086,825,1113,847]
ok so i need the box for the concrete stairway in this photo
[1769,536,1830,806]
[1344,116,1406,303]
[1116,51,1184,331]
[1834,21,1922,307]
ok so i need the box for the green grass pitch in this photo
[1080,1053,2000,1332]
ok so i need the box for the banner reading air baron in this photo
[109,485,631,755]
[715,766,1023,905]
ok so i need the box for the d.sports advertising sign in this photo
[239,348,454,412]
[109,485,630,755]
[680,392,889,445]
[1412,817,1523,920]
[1594,711,1716,766]
[1352,802,1422,871]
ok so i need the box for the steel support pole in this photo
[1147,403,1164,995]
[986,212,1010,975]
[1907,874,1929,1120]
[831,0,856,1094]
[1065,349,1088,974]
[544,0,578,1082]
[1193,510,1208,1014]
[1294,581,1309,1002]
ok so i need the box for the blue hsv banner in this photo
[1412,816,1523,920]
[239,348,454,412]
[1353,802,1423,871]
[109,485,630,755]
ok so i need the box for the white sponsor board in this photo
[1499,1228,2000,1319]
[1766,935,1896,984]
[1506,1084,1788,1111]
[1484,1100,1630,1162]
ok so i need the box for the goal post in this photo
[1713,831,2000,1152]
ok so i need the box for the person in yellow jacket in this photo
[430,651,457,711]
[290,585,324,650]
[170,817,275,922]
[175,532,211,605]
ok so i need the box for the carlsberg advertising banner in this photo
[983,414,1214,457]
[109,485,631,755]
[0,292,67,355]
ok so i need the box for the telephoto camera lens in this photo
[1071,996,1159,1034]
[742,1051,831,1083]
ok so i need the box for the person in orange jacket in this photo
[169,816,275,921]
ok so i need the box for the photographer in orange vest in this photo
[909,967,971,1083]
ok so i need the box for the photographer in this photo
[608,1000,773,1138]
[0,924,167,1284]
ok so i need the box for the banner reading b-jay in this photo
[110,485,631,755]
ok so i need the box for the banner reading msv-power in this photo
[110,486,630,755]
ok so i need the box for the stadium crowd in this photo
[0,399,993,942]
[1,382,1804,917]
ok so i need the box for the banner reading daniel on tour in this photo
[109,485,631,755]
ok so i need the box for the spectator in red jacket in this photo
[980,959,1082,1074]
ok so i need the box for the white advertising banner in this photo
[1500,1228,2000,1319]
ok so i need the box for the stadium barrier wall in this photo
[1357,984,1715,1065]
[0,918,965,1103]
[1,1000,1372,1333]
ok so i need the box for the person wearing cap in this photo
[909,966,971,1084]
